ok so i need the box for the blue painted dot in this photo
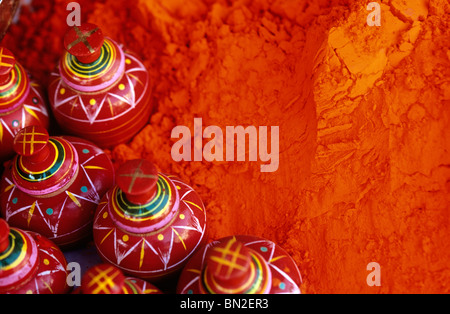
[187,290,193,294]
[12,198,18,204]
[46,208,53,215]
[260,246,268,253]
[81,186,88,193]
[279,282,286,290]
[82,149,90,154]
[12,120,19,128]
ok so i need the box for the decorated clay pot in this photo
[0,125,115,248]
[48,23,153,148]
[93,159,207,281]
[177,235,302,294]
[0,47,50,164]
[0,218,70,294]
[75,263,162,294]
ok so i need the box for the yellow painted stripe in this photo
[269,255,286,263]
[66,191,82,207]
[84,165,107,171]
[4,183,14,192]
[139,240,146,269]
[143,288,160,294]
[184,200,203,212]
[24,106,41,123]
[187,268,201,274]
[100,228,114,245]
[27,201,37,226]
[172,227,187,251]
[42,280,54,294]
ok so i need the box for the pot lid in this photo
[60,23,125,93]
[201,237,272,294]
[0,219,39,292]
[81,264,136,294]
[108,159,179,234]
[12,125,79,196]
[0,47,30,114]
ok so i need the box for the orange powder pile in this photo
[4,0,449,293]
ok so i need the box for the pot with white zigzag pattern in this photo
[93,159,208,282]
[0,125,115,248]
[0,47,50,164]
[48,23,153,149]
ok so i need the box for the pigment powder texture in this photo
[2,0,449,293]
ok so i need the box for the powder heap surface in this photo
[2,0,449,293]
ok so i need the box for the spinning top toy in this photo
[75,264,162,294]
[177,235,302,294]
[93,159,207,281]
[0,218,69,294]
[0,47,50,164]
[48,23,153,148]
[0,125,115,248]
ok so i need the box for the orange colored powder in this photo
[3,0,449,293]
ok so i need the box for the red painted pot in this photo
[0,218,69,294]
[0,47,50,164]
[0,125,115,248]
[48,23,153,148]
[93,159,208,281]
[177,235,302,294]
[75,264,162,294]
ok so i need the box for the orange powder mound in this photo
[4,0,448,293]
[93,0,449,293]
[302,1,450,293]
